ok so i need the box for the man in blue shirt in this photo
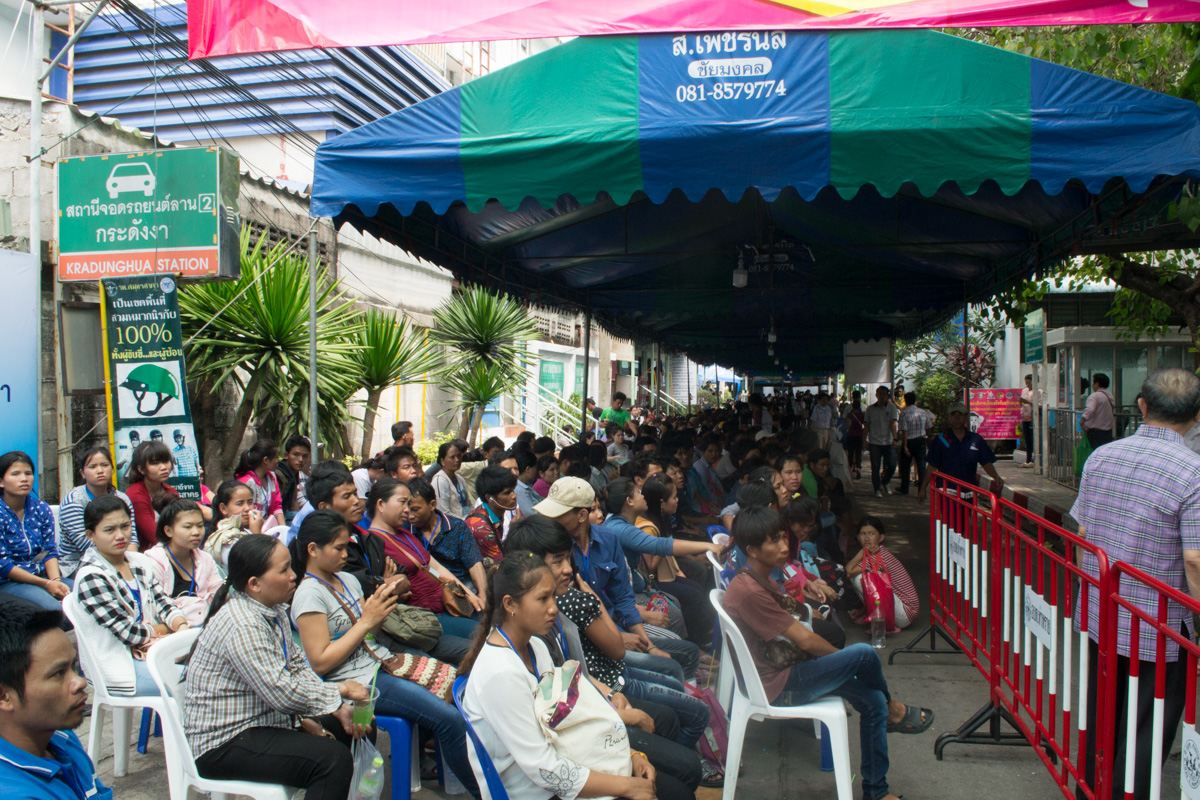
[919,402,1004,501]
[0,606,110,800]
[533,478,700,682]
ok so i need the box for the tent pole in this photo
[308,232,319,458]
[581,305,591,436]
[962,300,970,412]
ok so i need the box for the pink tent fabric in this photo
[189,0,1200,58]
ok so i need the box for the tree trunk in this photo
[220,370,263,475]
[467,404,483,447]
[360,387,383,460]
[457,407,472,440]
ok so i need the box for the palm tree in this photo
[346,308,442,459]
[179,228,362,476]
[431,287,538,443]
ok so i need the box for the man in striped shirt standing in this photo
[1072,368,1200,800]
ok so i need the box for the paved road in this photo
[76,471,1069,800]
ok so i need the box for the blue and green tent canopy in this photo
[311,29,1200,373]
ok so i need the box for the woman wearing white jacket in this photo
[72,494,188,696]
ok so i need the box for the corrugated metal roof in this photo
[69,3,449,143]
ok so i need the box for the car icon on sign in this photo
[106,162,155,199]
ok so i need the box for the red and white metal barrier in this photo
[990,500,1111,800]
[891,471,997,681]
[1100,562,1200,800]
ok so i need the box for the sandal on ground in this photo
[887,705,933,734]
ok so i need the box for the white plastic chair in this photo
[705,551,735,712]
[706,550,728,589]
[262,524,290,543]
[709,589,853,800]
[147,630,299,800]
[63,591,168,778]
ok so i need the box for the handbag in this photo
[736,568,811,668]
[861,550,898,634]
[318,580,458,702]
[387,531,475,618]
[380,604,443,652]
[533,659,631,796]
[1073,434,1094,478]
[685,682,730,771]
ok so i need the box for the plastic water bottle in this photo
[355,755,384,800]
[870,600,887,649]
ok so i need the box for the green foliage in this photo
[957,24,1200,98]
[414,431,454,467]
[917,372,959,434]
[179,228,363,467]
[431,286,539,442]
[895,310,1005,388]
[345,308,441,458]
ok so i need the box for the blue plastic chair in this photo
[706,524,731,542]
[373,715,420,800]
[452,676,510,800]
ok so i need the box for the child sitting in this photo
[606,425,631,459]
[846,516,919,630]
[73,495,189,696]
[204,480,264,569]
[144,499,223,626]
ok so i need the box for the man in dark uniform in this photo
[918,402,1003,501]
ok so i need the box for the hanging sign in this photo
[58,147,240,282]
[967,388,1022,440]
[101,274,201,500]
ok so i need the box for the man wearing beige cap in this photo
[919,402,1003,501]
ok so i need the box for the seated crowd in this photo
[0,402,932,800]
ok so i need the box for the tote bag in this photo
[861,550,898,633]
[533,660,631,798]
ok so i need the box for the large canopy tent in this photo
[311,29,1200,374]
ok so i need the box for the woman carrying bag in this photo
[290,510,478,798]
[460,554,658,800]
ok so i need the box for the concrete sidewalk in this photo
[977,457,1080,533]
[75,471,1070,800]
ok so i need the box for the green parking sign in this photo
[58,147,240,282]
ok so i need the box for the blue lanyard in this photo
[554,620,568,660]
[408,513,443,551]
[305,572,362,616]
[496,626,538,679]
[163,546,197,596]
[274,617,289,662]
[124,580,143,623]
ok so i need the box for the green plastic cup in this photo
[351,686,380,726]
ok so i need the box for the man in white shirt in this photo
[810,393,835,447]
[864,386,900,497]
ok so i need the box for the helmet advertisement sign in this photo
[101,274,201,500]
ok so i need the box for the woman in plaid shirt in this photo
[73,495,189,697]
[184,534,371,800]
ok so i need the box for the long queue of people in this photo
[1,403,933,800]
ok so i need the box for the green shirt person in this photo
[599,392,636,437]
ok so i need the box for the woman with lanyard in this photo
[185,534,371,800]
[405,477,488,600]
[144,499,223,626]
[289,510,479,798]
[74,495,189,696]
[365,478,481,640]
[0,451,70,611]
[58,446,139,579]
[429,441,469,519]
[459,553,658,800]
